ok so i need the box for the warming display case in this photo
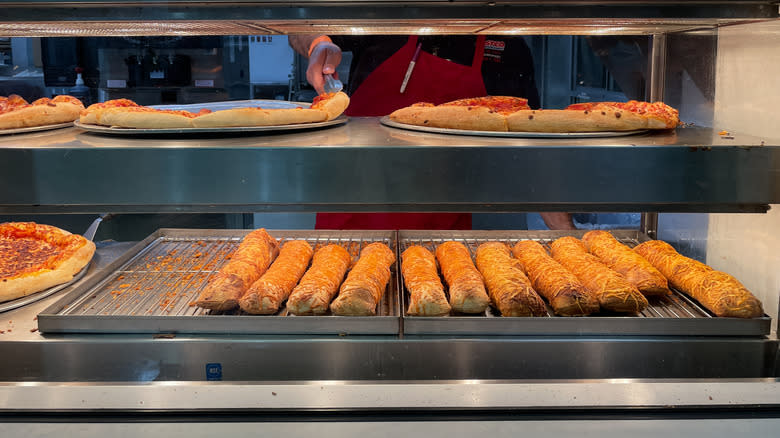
[0,1,779,436]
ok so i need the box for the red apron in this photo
[317,35,487,230]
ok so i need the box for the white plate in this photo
[0,122,74,136]
[380,116,649,138]
[74,116,348,136]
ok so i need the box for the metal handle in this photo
[324,74,343,94]
[83,214,106,241]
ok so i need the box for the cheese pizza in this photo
[0,95,84,130]
[0,222,96,303]
[83,91,350,129]
[389,97,679,133]
[79,98,140,125]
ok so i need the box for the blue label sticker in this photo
[206,363,222,381]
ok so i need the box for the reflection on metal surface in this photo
[0,122,74,136]
[0,379,779,411]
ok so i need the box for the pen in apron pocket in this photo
[399,43,423,93]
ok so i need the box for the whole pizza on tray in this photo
[0,222,96,303]
[79,92,350,129]
[0,94,84,130]
[389,96,679,133]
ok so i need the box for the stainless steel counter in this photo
[0,119,777,213]
[0,242,777,383]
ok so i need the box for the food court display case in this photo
[0,1,779,436]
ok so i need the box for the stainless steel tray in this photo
[380,116,649,138]
[38,229,400,335]
[74,116,347,136]
[0,122,73,136]
[399,230,771,336]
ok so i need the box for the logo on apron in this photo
[484,39,505,63]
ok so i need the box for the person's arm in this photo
[540,212,576,230]
[289,35,343,95]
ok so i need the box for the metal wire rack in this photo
[38,229,400,334]
[398,230,770,336]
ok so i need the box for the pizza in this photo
[564,101,680,129]
[79,98,140,125]
[0,222,96,303]
[0,94,84,130]
[98,106,212,129]
[83,91,350,129]
[389,96,679,133]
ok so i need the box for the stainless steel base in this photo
[0,240,776,383]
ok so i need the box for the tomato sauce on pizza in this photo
[566,100,679,128]
[441,96,530,115]
[0,222,96,303]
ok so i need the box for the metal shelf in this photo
[0,1,777,36]
[0,119,777,213]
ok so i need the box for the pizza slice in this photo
[505,100,679,132]
[79,98,140,125]
[565,101,680,129]
[390,95,680,133]
[193,91,349,128]
[0,94,84,130]
[0,222,96,303]
[389,96,531,132]
[86,91,350,129]
[310,91,351,121]
[96,106,211,129]
[191,106,326,128]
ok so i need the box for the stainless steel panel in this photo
[0,122,73,136]
[1,379,780,411]
[0,2,776,37]
[399,230,771,336]
[5,420,780,438]
[38,229,400,335]
[0,121,777,213]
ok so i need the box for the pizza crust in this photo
[97,107,194,129]
[311,91,350,121]
[389,105,508,132]
[191,107,327,128]
[506,108,650,132]
[0,223,96,303]
[0,101,83,130]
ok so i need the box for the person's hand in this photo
[540,212,576,230]
[307,41,342,95]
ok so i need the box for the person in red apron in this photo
[289,35,574,230]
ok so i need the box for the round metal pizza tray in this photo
[0,122,74,136]
[74,116,348,136]
[380,116,649,138]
